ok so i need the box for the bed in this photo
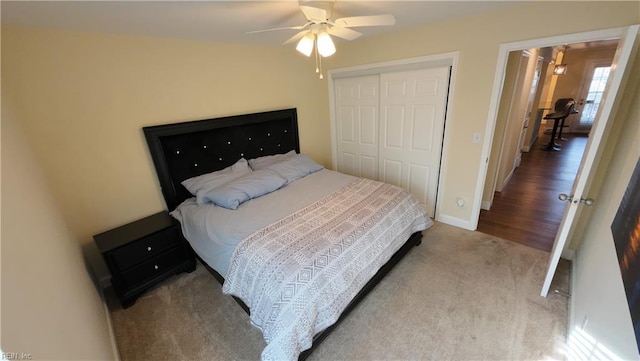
[143,108,432,360]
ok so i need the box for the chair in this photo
[542,98,578,151]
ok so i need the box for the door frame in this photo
[476,26,636,231]
[328,52,459,222]
[478,25,639,297]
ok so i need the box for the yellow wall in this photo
[2,1,639,282]
[2,27,331,279]
[327,1,639,223]
[1,95,115,360]
[539,48,562,110]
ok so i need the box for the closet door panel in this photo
[335,75,380,179]
[360,156,378,180]
[334,67,449,218]
[379,67,450,217]
[340,152,356,175]
[408,163,430,206]
[384,106,405,148]
[412,105,436,151]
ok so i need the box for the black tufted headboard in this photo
[143,108,300,210]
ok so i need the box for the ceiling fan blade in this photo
[327,27,362,41]
[283,30,309,45]
[333,14,396,28]
[246,23,309,34]
[300,5,327,22]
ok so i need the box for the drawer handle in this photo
[147,246,152,252]
[154,265,159,270]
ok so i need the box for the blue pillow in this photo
[248,150,296,170]
[181,158,250,196]
[197,169,287,209]
[265,154,323,184]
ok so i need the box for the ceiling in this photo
[1,1,520,45]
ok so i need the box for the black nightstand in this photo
[94,211,196,308]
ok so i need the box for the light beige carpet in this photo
[107,222,570,361]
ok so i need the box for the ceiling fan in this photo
[248,0,395,78]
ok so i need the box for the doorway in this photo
[478,39,619,252]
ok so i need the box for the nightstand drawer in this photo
[120,246,188,288]
[110,226,181,270]
[94,211,196,308]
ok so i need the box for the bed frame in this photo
[143,108,422,360]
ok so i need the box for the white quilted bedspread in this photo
[222,178,432,361]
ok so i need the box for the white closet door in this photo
[335,75,380,180]
[379,67,450,216]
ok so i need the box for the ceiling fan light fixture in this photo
[248,2,395,79]
[317,32,335,57]
[296,33,315,57]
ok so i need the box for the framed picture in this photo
[611,156,640,353]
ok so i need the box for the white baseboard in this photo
[497,170,514,192]
[436,214,475,231]
[481,200,491,211]
[98,285,121,361]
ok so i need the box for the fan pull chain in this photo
[314,43,319,73]
[313,40,324,80]
[314,41,320,76]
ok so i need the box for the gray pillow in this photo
[265,154,323,184]
[197,169,287,209]
[181,158,250,196]
[248,150,296,170]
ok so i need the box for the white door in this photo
[379,67,450,217]
[517,55,544,161]
[571,61,613,133]
[335,75,380,180]
[541,25,640,297]
[514,51,533,167]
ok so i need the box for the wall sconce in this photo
[553,64,568,75]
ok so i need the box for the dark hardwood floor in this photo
[477,132,588,252]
